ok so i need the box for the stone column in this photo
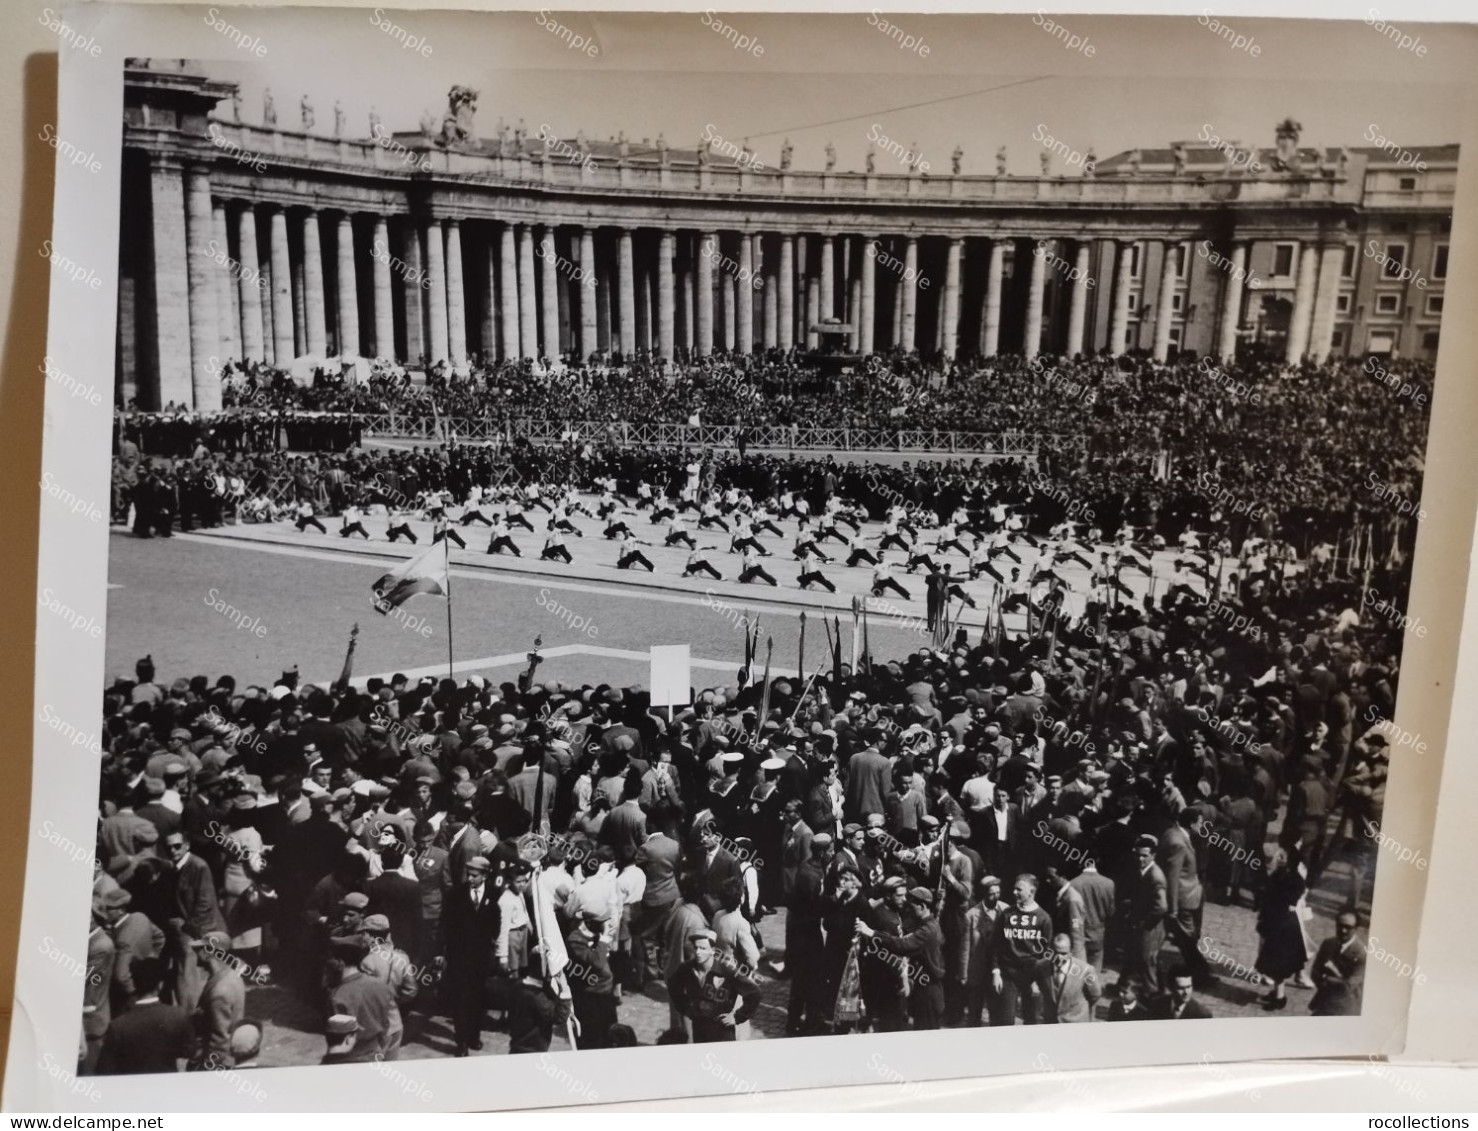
[182,168,220,409]
[806,277,820,349]
[541,227,561,361]
[301,209,328,357]
[424,220,449,365]
[982,239,1004,357]
[849,273,862,352]
[1318,242,1353,362]
[820,235,835,322]
[696,231,716,356]
[371,216,394,360]
[721,256,736,352]
[499,224,519,361]
[212,202,240,363]
[763,263,779,351]
[680,240,694,353]
[737,234,755,354]
[1023,239,1046,361]
[1110,239,1134,356]
[402,221,425,365]
[658,230,676,361]
[444,220,466,368]
[291,250,306,356]
[1286,241,1318,363]
[235,205,265,363]
[268,207,295,366]
[942,237,963,360]
[777,235,795,351]
[900,236,919,351]
[1150,240,1179,363]
[337,215,361,359]
[572,227,594,360]
[147,159,194,407]
[1308,242,1345,364]
[616,228,636,358]
[860,238,877,354]
[1066,241,1091,358]
[481,231,497,360]
[520,226,539,360]
[1217,242,1247,363]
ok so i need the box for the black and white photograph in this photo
[13,0,1478,1112]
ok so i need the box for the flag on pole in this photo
[371,542,449,612]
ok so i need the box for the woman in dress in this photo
[1254,846,1308,1010]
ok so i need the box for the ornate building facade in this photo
[117,61,1456,410]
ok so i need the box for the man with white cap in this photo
[669,928,759,1043]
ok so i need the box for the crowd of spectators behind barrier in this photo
[114,348,1432,551]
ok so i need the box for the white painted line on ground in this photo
[339,643,798,688]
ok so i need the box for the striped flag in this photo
[371,543,449,612]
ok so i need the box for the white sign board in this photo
[649,644,692,709]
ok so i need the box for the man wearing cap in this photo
[97,888,162,1016]
[193,932,246,1066]
[225,1021,263,1069]
[1123,833,1170,996]
[858,875,911,1032]
[82,897,118,1073]
[360,913,419,1014]
[566,910,618,1048]
[669,928,759,1043]
[856,886,945,1030]
[441,855,500,1056]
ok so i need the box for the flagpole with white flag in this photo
[370,543,451,676]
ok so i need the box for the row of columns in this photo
[148,161,1353,411]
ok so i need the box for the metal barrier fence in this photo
[359,414,1069,457]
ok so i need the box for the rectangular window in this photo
[1425,294,1444,316]
[1171,292,1185,313]
[1399,176,1417,191]
[1332,329,1345,350]
[1341,245,1357,278]
[1382,243,1408,279]
[1423,330,1440,350]
[1129,243,1143,279]
[1433,245,1449,279]
[1375,293,1401,315]
[1272,243,1295,277]
[1174,243,1188,279]
[1336,292,1353,315]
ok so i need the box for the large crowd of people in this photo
[89,346,1419,1071]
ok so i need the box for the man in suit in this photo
[165,831,226,1012]
[1309,911,1366,1016]
[366,842,424,958]
[844,745,894,823]
[1159,810,1213,987]
[599,773,648,865]
[1043,865,1088,964]
[779,799,813,906]
[1123,835,1169,996]
[1035,932,1102,1022]
[193,933,246,1065]
[1068,858,1116,973]
[440,854,500,1056]
[1151,965,1213,1019]
[692,815,742,920]
[633,829,682,988]
[97,957,194,1074]
[980,787,1022,883]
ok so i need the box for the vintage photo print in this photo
[12,1,1475,1111]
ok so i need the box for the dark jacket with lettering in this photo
[989,904,1055,974]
